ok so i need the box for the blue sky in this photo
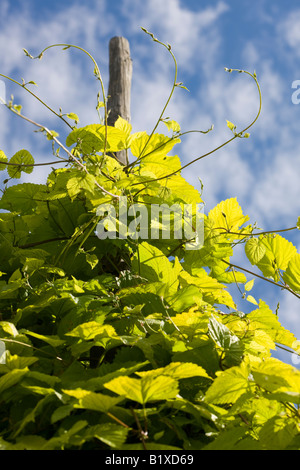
[0,0,300,363]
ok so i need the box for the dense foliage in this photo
[0,30,300,450]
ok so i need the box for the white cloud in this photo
[121,0,229,71]
[278,9,300,53]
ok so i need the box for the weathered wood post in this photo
[107,37,132,165]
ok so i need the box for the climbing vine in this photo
[0,29,299,450]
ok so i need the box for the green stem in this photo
[222,259,300,300]
[27,43,109,155]
[136,28,179,162]
[213,226,297,237]
[3,103,119,199]
[131,69,262,185]
[0,73,73,129]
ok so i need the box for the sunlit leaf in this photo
[136,361,211,380]
[104,375,179,404]
[0,150,8,171]
[132,242,180,294]
[208,198,249,232]
[251,235,297,281]
[205,361,254,404]
[282,253,300,293]
[67,112,79,124]
[7,150,34,178]
[163,119,181,133]
[66,321,116,341]
[63,389,124,412]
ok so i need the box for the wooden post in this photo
[107,36,132,165]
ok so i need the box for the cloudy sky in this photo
[0,0,299,362]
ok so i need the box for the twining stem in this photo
[126,127,213,171]
[222,259,300,300]
[131,68,262,185]
[276,343,300,357]
[3,103,119,199]
[0,73,73,129]
[106,412,131,429]
[135,28,179,163]
[213,226,297,237]
[0,337,67,364]
[0,159,69,167]
[25,43,109,156]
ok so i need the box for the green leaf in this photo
[13,435,47,450]
[84,423,128,449]
[66,124,126,153]
[104,375,179,404]
[114,116,132,140]
[66,171,96,198]
[132,242,180,295]
[26,80,38,86]
[172,309,211,338]
[245,238,267,265]
[179,269,236,309]
[205,361,254,404]
[66,126,104,153]
[203,427,248,450]
[0,150,8,171]
[12,395,54,438]
[0,352,37,373]
[136,362,211,380]
[46,130,59,140]
[226,120,236,131]
[42,420,88,450]
[63,389,124,412]
[67,112,79,124]
[7,150,34,179]
[66,321,116,341]
[0,321,18,337]
[208,315,244,365]
[208,198,249,232]
[0,368,28,395]
[167,285,202,312]
[244,279,254,291]
[85,253,99,269]
[282,253,300,293]
[252,357,300,403]
[256,235,297,280]
[246,295,258,305]
[247,300,297,350]
[0,183,44,213]
[23,331,65,348]
[163,119,181,133]
[259,416,299,450]
[131,132,180,159]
